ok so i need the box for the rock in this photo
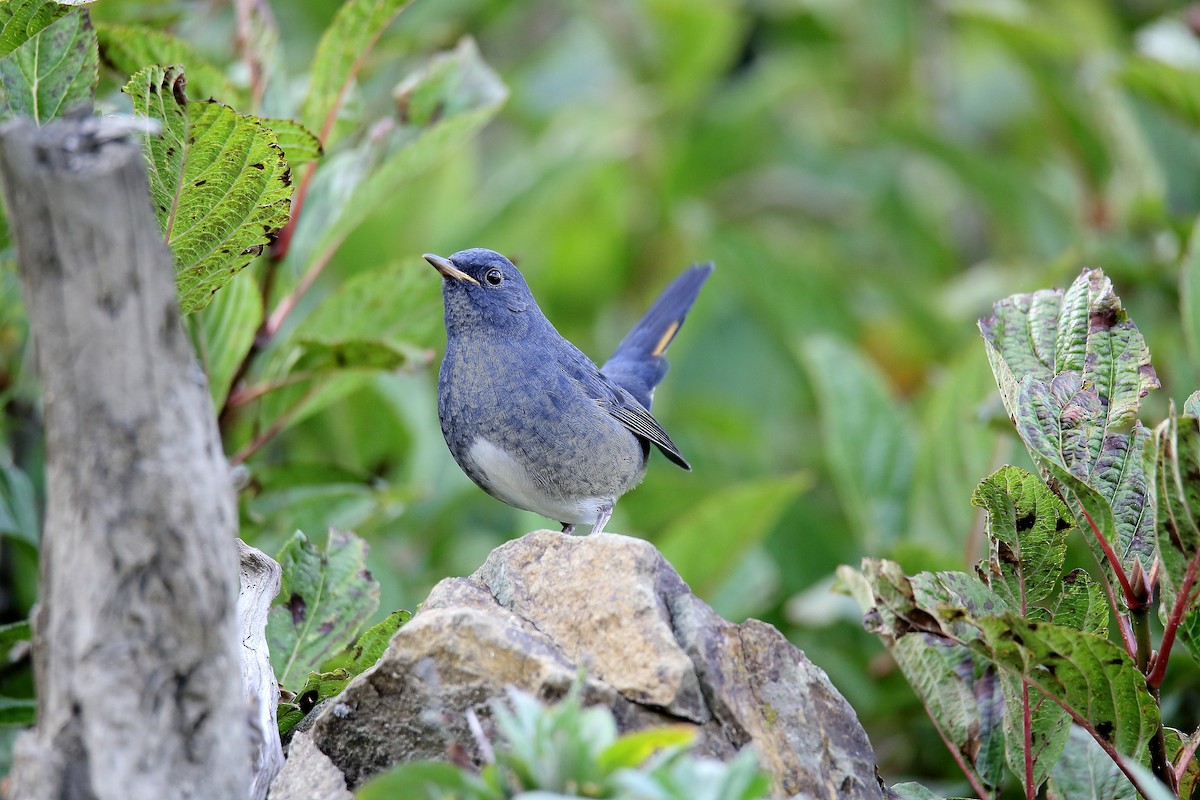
[272,530,884,799]
[268,731,352,800]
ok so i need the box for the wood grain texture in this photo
[0,116,249,799]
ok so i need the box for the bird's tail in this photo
[601,263,713,410]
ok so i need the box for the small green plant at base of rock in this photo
[356,683,771,800]
[842,268,1200,800]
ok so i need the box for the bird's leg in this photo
[560,522,576,535]
[591,503,614,535]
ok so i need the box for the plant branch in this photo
[1022,679,1034,800]
[1079,507,1141,609]
[1147,546,1200,689]
[229,383,325,466]
[925,711,993,800]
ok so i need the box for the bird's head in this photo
[424,248,538,334]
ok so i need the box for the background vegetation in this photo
[5,0,1200,793]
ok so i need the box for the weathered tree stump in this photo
[0,116,250,800]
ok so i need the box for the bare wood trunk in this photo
[238,541,284,799]
[0,117,249,799]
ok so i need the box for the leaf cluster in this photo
[357,683,770,800]
[844,269,1200,799]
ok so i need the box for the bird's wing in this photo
[561,353,691,471]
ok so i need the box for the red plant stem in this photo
[265,236,341,337]
[1022,680,1034,800]
[228,383,323,466]
[926,713,993,800]
[1147,547,1200,689]
[1079,507,1140,608]
[939,629,1156,799]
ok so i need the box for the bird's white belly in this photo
[466,437,608,525]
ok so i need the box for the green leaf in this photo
[259,117,322,166]
[1048,724,1175,800]
[597,726,697,772]
[980,269,1159,427]
[124,65,293,313]
[656,474,807,597]
[291,338,422,374]
[0,5,96,124]
[300,0,413,147]
[287,37,507,281]
[891,634,1006,790]
[798,335,915,550]
[1016,372,1157,580]
[195,268,262,409]
[847,559,1160,794]
[1154,400,1200,662]
[971,616,1160,766]
[266,528,380,693]
[971,465,1075,615]
[252,261,440,434]
[0,456,38,545]
[0,619,31,647]
[1181,220,1200,366]
[886,784,947,800]
[96,23,239,104]
[0,0,68,59]
[1119,56,1200,132]
[0,696,35,726]
[357,761,491,800]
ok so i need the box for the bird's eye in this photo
[485,269,503,286]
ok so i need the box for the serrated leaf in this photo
[1049,570,1108,636]
[0,0,68,59]
[287,37,507,281]
[1015,372,1157,581]
[260,117,322,166]
[798,336,915,550]
[345,609,407,675]
[266,528,380,693]
[124,65,293,313]
[972,617,1160,766]
[196,268,262,408]
[300,0,413,147]
[656,474,807,597]
[96,23,239,104]
[980,269,1159,428]
[892,634,1007,790]
[972,465,1075,614]
[0,6,96,124]
[978,289,1061,419]
[848,559,1159,796]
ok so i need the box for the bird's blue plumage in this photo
[427,248,711,533]
[601,263,713,410]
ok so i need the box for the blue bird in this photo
[425,248,712,534]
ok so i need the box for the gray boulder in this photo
[270,530,884,799]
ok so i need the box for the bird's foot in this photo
[591,503,613,535]
[560,522,576,535]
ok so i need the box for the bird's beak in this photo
[423,253,480,285]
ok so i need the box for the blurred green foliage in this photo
[4,0,1200,791]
